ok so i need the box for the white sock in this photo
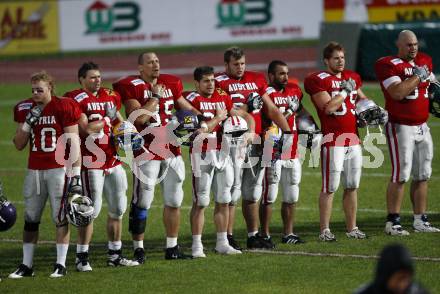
[192,235,202,248]
[22,243,35,268]
[414,214,422,221]
[56,243,69,267]
[166,237,178,249]
[247,231,258,238]
[216,232,228,244]
[133,240,143,250]
[109,241,122,251]
[76,244,89,253]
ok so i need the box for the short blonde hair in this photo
[30,70,55,95]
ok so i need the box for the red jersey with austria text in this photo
[183,89,233,152]
[215,70,268,135]
[265,83,302,158]
[112,74,183,160]
[13,96,81,170]
[374,52,432,125]
[64,87,122,170]
[304,70,361,147]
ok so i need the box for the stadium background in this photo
[1,0,440,293]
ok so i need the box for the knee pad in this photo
[24,221,40,232]
[128,204,148,234]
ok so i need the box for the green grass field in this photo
[0,82,439,293]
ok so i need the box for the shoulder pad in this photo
[215,74,229,82]
[390,58,403,65]
[185,92,199,102]
[131,79,145,86]
[17,102,33,111]
[266,87,276,95]
[317,72,331,79]
[73,92,89,102]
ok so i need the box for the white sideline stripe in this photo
[0,238,439,262]
[246,249,440,262]
[101,61,317,79]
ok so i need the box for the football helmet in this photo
[0,182,16,231]
[223,115,248,143]
[66,193,94,227]
[429,81,440,118]
[355,99,388,127]
[112,121,144,157]
[296,113,321,149]
[173,109,201,146]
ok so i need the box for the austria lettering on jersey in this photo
[304,70,361,147]
[13,97,81,170]
[375,52,433,125]
[113,74,184,160]
[266,83,302,158]
[64,88,122,170]
[215,70,268,134]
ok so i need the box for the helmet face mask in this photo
[355,99,388,128]
[66,193,94,227]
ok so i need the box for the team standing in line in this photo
[6,29,440,279]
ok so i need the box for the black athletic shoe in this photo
[281,234,305,244]
[134,248,146,264]
[227,234,242,251]
[9,264,34,279]
[76,252,92,272]
[247,233,275,249]
[165,245,193,260]
[49,263,66,278]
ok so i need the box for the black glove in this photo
[247,92,263,112]
[413,65,430,82]
[68,175,83,195]
[25,106,42,126]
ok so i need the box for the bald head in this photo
[396,30,418,61]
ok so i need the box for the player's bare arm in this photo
[13,123,31,150]
[312,91,344,115]
[356,88,369,101]
[64,124,82,169]
[176,96,202,115]
[123,98,151,129]
[262,93,290,132]
[385,76,422,101]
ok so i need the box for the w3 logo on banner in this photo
[86,1,140,33]
[217,0,272,27]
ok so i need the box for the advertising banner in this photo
[325,0,440,23]
[0,1,59,55]
[59,0,322,51]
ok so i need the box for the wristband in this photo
[21,122,31,133]
[200,122,208,131]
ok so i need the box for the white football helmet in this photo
[66,194,94,227]
[355,99,388,135]
[223,116,248,143]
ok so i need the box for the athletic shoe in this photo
[191,246,206,258]
[413,219,440,233]
[108,250,139,267]
[9,264,34,279]
[319,228,336,242]
[49,263,66,278]
[165,245,192,260]
[247,233,275,249]
[281,234,305,244]
[346,227,367,239]
[75,252,92,272]
[227,234,242,251]
[133,248,145,264]
[385,221,409,236]
[215,243,242,255]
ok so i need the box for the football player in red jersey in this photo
[215,47,293,250]
[304,42,368,241]
[259,60,307,245]
[64,62,138,271]
[184,66,255,257]
[10,71,82,278]
[375,30,440,235]
[113,52,201,261]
